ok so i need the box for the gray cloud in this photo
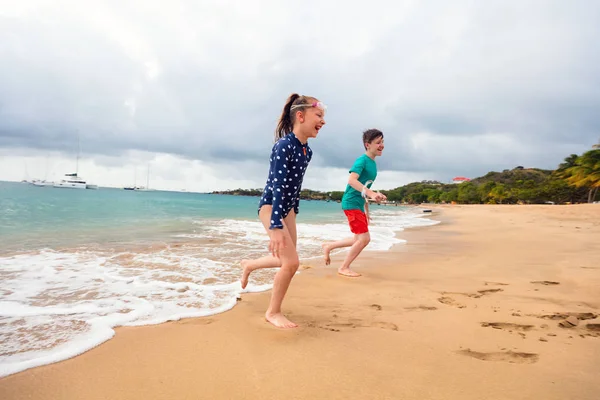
[1,0,599,185]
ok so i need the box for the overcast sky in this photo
[1,0,599,191]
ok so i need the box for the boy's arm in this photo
[348,173,381,201]
[347,156,385,202]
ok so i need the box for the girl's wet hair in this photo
[275,93,318,141]
[363,129,383,150]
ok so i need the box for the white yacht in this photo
[124,185,149,191]
[32,179,54,187]
[54,173,87,189]
[54,134,99,190]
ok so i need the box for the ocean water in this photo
[0,181,439,377]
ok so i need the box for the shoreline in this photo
[1,204,599,399]
[0,207,438,379]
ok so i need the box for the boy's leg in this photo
[337,232,370,277]
[337,210,370,277]
[322,237,354,265]
[322,209,363,265]
[323,209,370,272]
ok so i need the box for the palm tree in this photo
[556,154,579,174]
[564,150,600,203]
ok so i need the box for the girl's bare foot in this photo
[338,268,361,277]
[240,260,252,289]
[265,312,298,328]
[321,243,331,265]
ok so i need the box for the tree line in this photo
[212,146,600,205]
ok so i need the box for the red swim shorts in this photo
[344,209,369,234]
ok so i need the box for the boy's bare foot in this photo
[265,312,298,329]
[322,243,331,266]
[240,260,252,289]
[338,268,361,277]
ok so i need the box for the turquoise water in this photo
[0,181,343,253]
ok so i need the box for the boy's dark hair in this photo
[363,129,383,150]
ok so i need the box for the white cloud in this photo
[1,0,599,190]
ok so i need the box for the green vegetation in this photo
[210,188,331,201]
[212,146,600,205]
[555,149,600,204]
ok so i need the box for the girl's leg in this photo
[241,206,300,328]
[261,207,300,328]
[240,209,297,288]
[337,232,370,277]
[283,209,298,246]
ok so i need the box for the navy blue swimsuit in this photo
[258,132,312,229]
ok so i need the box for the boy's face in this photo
[366,136,384,156]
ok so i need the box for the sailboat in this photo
[53,133,98,189]
[136,163,152,191]
[124,167,140,190]
[124,163,152,191]
[32,156,55,187]
[32,179,54,187]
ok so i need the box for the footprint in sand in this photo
[438,288,505,309]
[176,318,214,325]
[370,304,383,311]
[458,349,539,364]
[481,322,534,332]
[531,281,560,286]
[527,312,597,321]
[318,326,341,332]
[442,288,504,299]
[320,319,399,332]
[443,291,481,299]
[438,296,466,308]
[484,282,509,286]
[306,321,340,332]
[371,321,399,331]
[586,324,600,332]
[405,305,438,311]
[477,288,504,295]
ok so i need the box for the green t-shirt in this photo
[341,154,378,212]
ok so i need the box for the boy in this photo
[322,129,386,277]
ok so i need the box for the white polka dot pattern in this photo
[258,133,312,229]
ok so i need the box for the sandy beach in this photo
[1,204,599,400]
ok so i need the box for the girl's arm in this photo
[269,141,291,230]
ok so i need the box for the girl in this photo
[322,129,386,277]
[240,93,326,329]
